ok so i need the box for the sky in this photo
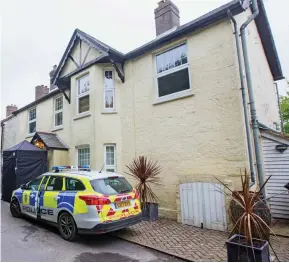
[1,0,289,119]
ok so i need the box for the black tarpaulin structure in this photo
[1,140,48,202]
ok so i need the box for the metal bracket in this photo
[109,58,125,83]
[57,85,71,104]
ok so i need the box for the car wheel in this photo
[58,212,77,241]
[10,199,22,218]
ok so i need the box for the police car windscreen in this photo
[90,177,133,195]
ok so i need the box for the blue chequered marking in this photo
[29,191,38,206]
[39,192,45,207]
[57,191,76,213]
[14,190,23,203]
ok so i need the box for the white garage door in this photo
[180,182,227,231]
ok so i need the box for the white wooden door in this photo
[180,182,227,231]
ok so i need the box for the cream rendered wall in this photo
[234,11,280,129]
[120,20,248,219]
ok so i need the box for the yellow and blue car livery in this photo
[10,166,142,239]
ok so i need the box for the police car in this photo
[10,165,142,241]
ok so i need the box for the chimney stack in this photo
[154,0,180,36]
[6,104,18,117]
[49,65,58,91]
[35,85,49,100]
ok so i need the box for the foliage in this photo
[215,170,275,245]
[284,122,289,134]
[126,156,162,207]
[280,91,289,134]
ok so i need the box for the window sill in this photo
[153,90,194,105]
[73,112,91,121]
[101,110,117,115]
[51,126,63,132]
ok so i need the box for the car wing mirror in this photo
[20,184,27,190]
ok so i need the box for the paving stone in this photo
[113,218,289,262]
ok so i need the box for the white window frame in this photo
[28,107,36,136]
[77,74,90,115]
[104,144,116,172]
[154,42,192,102]
[76,146,90,166]
[103,70,115,110]
[54,95,63,129]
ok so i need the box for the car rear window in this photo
[90,177,133,195]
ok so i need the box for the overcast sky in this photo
[1,0,289,119]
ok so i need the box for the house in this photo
[2,0,288,227]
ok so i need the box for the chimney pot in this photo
[154,0,180,36]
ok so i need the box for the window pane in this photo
[29,121,36,134]
[158,68,190,97]
[55,112,63,126]
[78,95,89,113]
[156,44,187,74]
[29,108,36,121]
[104,90,114,108]
[90,178,133,195]
[55,97,63,111]
[104,70,114,90]
[66,178,85,191]
[27,177,43,191]
[46,176,63,191]
[78,75,90,95]
[78,148,90,166]
[39,176,49,191]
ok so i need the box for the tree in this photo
[280,86,289,134]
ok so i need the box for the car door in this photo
[41,175,64,222]
[21,177,44,219]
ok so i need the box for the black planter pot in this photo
[226,234,270,262]
[142,203,158,221]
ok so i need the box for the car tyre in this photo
[58,212,77,241]
[10,198,22,218]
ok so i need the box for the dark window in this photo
[90,177,133,195]
[46,176,63,191]
[66,178,85,191]
[158,68,190,97]
[78,95,90,113]
[27,177,43,191]
[39,176,49,191]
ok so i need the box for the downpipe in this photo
[227,10,255,187]
[240,0,266,196]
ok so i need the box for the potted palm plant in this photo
[126,156,161,221]
[215,170,279,262]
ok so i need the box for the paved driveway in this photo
[0,201,183,262]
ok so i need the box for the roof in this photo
[31,132,69,150]
[259,122,289,143]
[12,89,63,116]
[4,140,45,152]
[43,170,125,180]
[125,0,283,80]
[10,0,284,116]
[1,114,14,125]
